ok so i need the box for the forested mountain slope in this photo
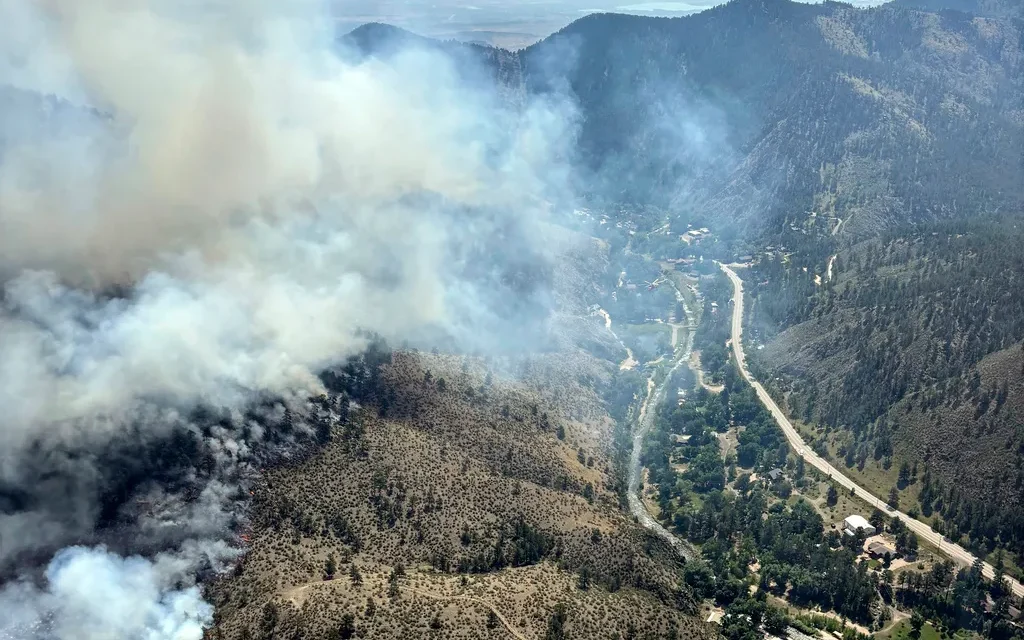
[521,0,1024,235]
[748,217,1024,562]
[351,1,1023,237]
[893,0,1024,21]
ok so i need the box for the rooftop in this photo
[843,515,873,531]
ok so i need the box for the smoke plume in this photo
[0,1,575,636]
[1,546,217,640]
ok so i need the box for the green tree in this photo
[906,532,919,557]
[765,607,788,635]
[387,562,404,598]
[869,509,886,532]
[336,613,356,640]
[545,604,568,640]
[735,473,752,493]
[910,612,925,639]
[577,567,591,590]
[261,602,278,634]
[992,549,1006,596]
[826,484,839,507]
[898,461,911,488]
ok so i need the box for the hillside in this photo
[746,216,1024,567]
[522,0,1024,237]
[209,351,716,640]
[349,1,1023,239]
[893,0,1024,21]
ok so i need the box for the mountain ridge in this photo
[892,0,1024,21]
[348,0,1023,237]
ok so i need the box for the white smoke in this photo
[0,0,576,636]
[0,546,216,640]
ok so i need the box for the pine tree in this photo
[888,486,900,509]
[337,613,356,640]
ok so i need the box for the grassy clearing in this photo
[791,418,928,519]
[619,322,673,364]
[879,620,944,640]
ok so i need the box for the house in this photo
[766,468,784,482]
[843,515,876,537]
[867,541,895,558]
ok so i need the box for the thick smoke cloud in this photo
[0,0,526,280]
[1,546,217,640]
[0,1,576,636]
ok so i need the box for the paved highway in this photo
[719,263,1024,599]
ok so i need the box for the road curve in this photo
[719,263,1024,599]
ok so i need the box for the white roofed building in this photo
[843,515,876,537]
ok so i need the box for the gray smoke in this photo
[0,1,576,636]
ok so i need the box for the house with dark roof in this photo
[867,541,895,558]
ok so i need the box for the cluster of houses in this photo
[664,257,697,267]
[844,514,896,559]
[680,227,711,245]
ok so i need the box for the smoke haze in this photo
[0,1,575,637]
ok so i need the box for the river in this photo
[605,281,698,560]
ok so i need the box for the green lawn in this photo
[880,620,941,640]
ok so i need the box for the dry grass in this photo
[208,351,717,640]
